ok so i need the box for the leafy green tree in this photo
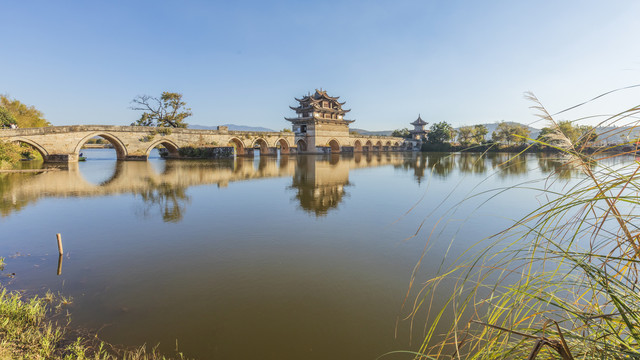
[536,126,554,140]
[391,128,411,138]
[427,122,456,144]
[0,95,51,128]
[510,124,530,144]
[557,121,581,144]
[538,121,598,146]
[457,126,475,145]
[473,124,488,144]
[491,122,509,144]
[577,125,598,145]
[131,92,191,128]
[492,122,530,145]
[0,107,17,128]
[456,124,489,146]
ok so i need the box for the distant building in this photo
[285,89,354,153]
[285,89,407,153]
[409,115,428,141]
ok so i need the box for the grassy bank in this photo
[0,267,190,360]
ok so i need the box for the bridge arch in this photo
[365,140,373,152]
[78,160,123,187]
[296,139,307,152]
[145,139,180,159]
[375,140,382,151]
[353,140,362,152]
[275,138,290,154]
[328,139,340,153]
[228,137,246,156]
[74,132,128,159]
[252,138,269,155]
[11,137,49,159]
[385,141,392,147]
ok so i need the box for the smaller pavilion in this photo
[409,115,428,141]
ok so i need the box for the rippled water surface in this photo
[0,149,592,359]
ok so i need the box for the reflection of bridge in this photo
[0,154,415,218]
[0,153,570,219]
[0,125,408,163]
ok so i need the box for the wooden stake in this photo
[57,254,63,276]
[56,233,63,255]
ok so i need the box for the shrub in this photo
[0,141,23,169]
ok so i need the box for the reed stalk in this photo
[400,88,640,359]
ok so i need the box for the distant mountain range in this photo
[190,124,276,132]
[592,126,640,144]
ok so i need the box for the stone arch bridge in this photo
[0,125,408,162]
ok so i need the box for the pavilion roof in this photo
[411,115,427,126]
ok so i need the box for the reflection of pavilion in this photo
[3,153,492,219]
[289,155,351,216]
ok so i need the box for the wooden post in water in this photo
[56,233,63,255]
[57,254,63,276]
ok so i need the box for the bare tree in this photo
[131,92,191,128]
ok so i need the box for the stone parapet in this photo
[0,125,410,162]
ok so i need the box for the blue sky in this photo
[3,0,640,131]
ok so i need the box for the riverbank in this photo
[0,280,191,359]
[421,142,635,154]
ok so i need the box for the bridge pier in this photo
[124,155,148,161]
[46,154,79,162]
[242,147,281,157]
[243,148,255,157]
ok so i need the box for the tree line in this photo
[392,120,598,148]
[0,95,51,128]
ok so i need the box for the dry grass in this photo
[395,87,640,359]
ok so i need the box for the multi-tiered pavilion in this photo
[285,89,407,153]
[410,115,428,141]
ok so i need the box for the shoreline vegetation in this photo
[0,264,190,359]
[422,142,639,154]
[400,90,640,359]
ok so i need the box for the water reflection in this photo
[537,153,595,179]
[489,153,528,177]
[290,155,350,216]
[458,153,488,174]
[0,152,594,220]
[135,182,190,222]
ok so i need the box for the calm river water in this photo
[0,149,595,359]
